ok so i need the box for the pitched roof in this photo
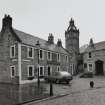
[80,44,88,53]
[85,41,105,52]
[14,29,69,55]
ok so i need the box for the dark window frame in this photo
[89,52,92,58]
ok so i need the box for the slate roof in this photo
[14,29,69,55]
[85,41,105,53]
[80,44,88,53]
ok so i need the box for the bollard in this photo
[50,81,53,96]
[37,78,40,88]
[90,81,94,88]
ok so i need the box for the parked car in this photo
[44,71,73,84]
[79,72,93,78]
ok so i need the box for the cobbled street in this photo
[24,76,105,105]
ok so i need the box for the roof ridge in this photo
[94,41,105,45]
[13,28,69,55]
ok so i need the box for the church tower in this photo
[65,18,79,54]
[65,18,79,74]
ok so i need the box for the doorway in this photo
[95,60,104,75]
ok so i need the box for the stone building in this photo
[0,15,72,84]
[65,18,80,75]
[83,38,105,75]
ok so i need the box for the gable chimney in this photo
[57,39,62,47]
[89,38,94,47]
[2,14,12,30]
[48,33,54,44]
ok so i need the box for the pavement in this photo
[23,76,105,105]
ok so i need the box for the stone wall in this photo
[83,49,105,74]
[0,28,19,84]
[20,44,71,82]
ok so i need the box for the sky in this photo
[0,0,105,47]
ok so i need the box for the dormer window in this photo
[89,52,92,58]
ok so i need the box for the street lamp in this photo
[36,40,40,88]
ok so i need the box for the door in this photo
[95,60,104,75]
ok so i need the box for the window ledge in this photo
[27,57,34,59]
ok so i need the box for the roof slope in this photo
[14,29,69,55]
[85,41,105,52]
[80,44,88,53]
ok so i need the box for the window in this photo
[57,66,60,71]
[10,45,15,58]
[57,53,60,62]
[47,66,52,76]
[89,52,92,58]
[39,49,44,60]
[84,63,87,68]
[27,47,34,58]
[65,55,68,62]
[39,66,44,76]
[70,64,74,75]
[47,51,52,61]
[10,66,15,77]
[28,66,34,77]
[88,64,93,72]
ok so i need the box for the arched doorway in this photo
[95,60,104,75]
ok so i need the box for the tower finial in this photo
[89,38,94,47]
[70,18,74,26]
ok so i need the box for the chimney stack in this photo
[2,14,12,30]
[48,33,54,44]
[89,38,94,47]
[57,39,62,47]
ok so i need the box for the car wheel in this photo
[66,81,69,84]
